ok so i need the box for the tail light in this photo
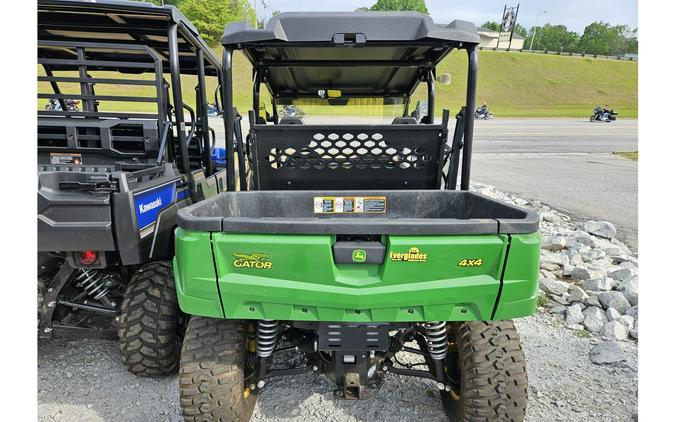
[78,250,98,266]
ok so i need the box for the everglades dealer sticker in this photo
[313,196,386,214]
[389,247,428,263]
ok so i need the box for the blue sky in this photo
[252,0,638,33]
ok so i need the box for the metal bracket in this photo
[38,262,75,337]
[332,351,370,400]
[59,179,119,193]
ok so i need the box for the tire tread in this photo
[443,320,528,422]
[179,317,254,422]
[117,261,181,376]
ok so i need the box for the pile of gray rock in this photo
[472,183,639,342]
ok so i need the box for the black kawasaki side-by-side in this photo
[37,0,226,376]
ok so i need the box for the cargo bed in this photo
[174,190,540,323]
[176,190,539,235]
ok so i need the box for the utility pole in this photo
[529,10,547,51]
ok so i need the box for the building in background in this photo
[478,26,525,49]
[435,24,525,50]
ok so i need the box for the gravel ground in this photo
[38,311,638,422]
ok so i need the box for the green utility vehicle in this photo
[174,12,540,421]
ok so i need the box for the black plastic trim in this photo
[177,190,539,235]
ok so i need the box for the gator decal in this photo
[233,252,273,269]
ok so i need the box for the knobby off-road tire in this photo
[179,317,257,422]
[441,320,528,422]
[117,261,183,376]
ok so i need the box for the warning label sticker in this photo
[313,196,386,214]
[50,153,82,165]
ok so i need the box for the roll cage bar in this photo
[38,0,223,176]
[219,12,479,192]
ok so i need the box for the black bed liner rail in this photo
[177,190,540,235]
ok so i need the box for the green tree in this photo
[578,21,614,55]
[481,21,500,31]
[577,21,638,55]
[482,21,527,37]
[624,28,638,54]
[179,0,255,45]
[514,23,528,38]
[609,25,638,55]
[369,0,428,14]
[527,24,579,53]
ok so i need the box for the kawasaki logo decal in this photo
[133,181,176,230]
[139,197,162,213]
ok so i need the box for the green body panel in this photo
[173,228,223,318]
[491,232,541,319]
[174,228,540,322]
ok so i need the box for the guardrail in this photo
[478,46,637,61]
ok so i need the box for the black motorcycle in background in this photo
[590,106,618,122]
[45,99,80,112]
[475,105,494,119]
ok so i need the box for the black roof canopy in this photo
[221,12,479,98]
[38,0,220,75]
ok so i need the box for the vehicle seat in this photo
[279,117,304,125]
[391,117,418,124]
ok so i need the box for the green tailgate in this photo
[174,228,539,322]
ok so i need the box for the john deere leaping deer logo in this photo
[232,252,273,269]
[352,249,367,263]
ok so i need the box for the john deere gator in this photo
[174,12,540,421]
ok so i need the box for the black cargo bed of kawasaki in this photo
[177,190,539,235]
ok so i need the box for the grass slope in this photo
[614,151,638,160]
[411,51,637,118]
[38,50,637,118]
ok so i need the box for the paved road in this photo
[471,118,637,154]
[469,119,638,249]
[211,118,638,248]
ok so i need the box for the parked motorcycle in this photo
[590,106,618,122]
[44,99,80,112]
[475,105,493,119]
[207,103,221,117]
[281,105,305,118]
